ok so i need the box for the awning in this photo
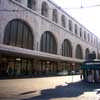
[81,64,100,70]
[0,44,84,63]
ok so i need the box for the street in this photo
[0,75,100,100]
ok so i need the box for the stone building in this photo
[0,0,99,76]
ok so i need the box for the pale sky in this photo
[52,0,100,38]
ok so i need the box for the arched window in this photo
[61,15,66,28]
[41,2,48,17]
[27,0,37,10]
[85,48,90,59]
[52,9,58,23]
[75,44,83,59]
[4,19,33,50]
[40,31,57,54]
[62,39,72,57]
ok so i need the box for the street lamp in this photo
[71,63,75,83]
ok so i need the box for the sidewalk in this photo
[0,75,100,100]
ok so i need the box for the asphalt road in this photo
[0,75,100,100]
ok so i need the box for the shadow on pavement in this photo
[21,81,100,100]
[19,91,37,95]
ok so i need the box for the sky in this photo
[52,0,100,38]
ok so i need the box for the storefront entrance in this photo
[0,62,8,75]
[0,54,81,77]
[0,55,34,76]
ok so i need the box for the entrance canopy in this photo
[0,44,84,63]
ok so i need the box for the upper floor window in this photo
[84,31,86,40]
[80,28,82,37]
[94,37,96,45]
[27,0,32,9]
[15,0,21,2]
[95,38,97,45]
[61,15,66,28]
[68,20,73,32]
[41,2,48,17]
[88,33,90,41]
[52,9,58,23]
[93,36,94,44]
[75,24,78,34]
[27,0,36,10]
[91,35,93,43]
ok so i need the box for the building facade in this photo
[0,0,99,76]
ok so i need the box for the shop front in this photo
[0,55,34,76]
[0,55,81,77]
[0,55,70,76]
[0,45,83,77]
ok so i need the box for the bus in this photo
[81,60,100,83]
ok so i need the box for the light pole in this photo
[71,63,75,83]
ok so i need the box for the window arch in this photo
[52,9,58,23]
[62,39,72,57]
[27,0,37,10]
[75,44,83,59]
[41,1,49,17]
[4,19,34,50]
[85,48,90,59]
[40,31,57,54]
[61,15,66,28]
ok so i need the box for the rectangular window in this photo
[75,24,77,34]
[27,0,32,9]
[88,34,90,41]
[69,20,73,32]
[84,31,86,40]
[15,0,21,2]
[80,28,82,37]
[91,35,93,43]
